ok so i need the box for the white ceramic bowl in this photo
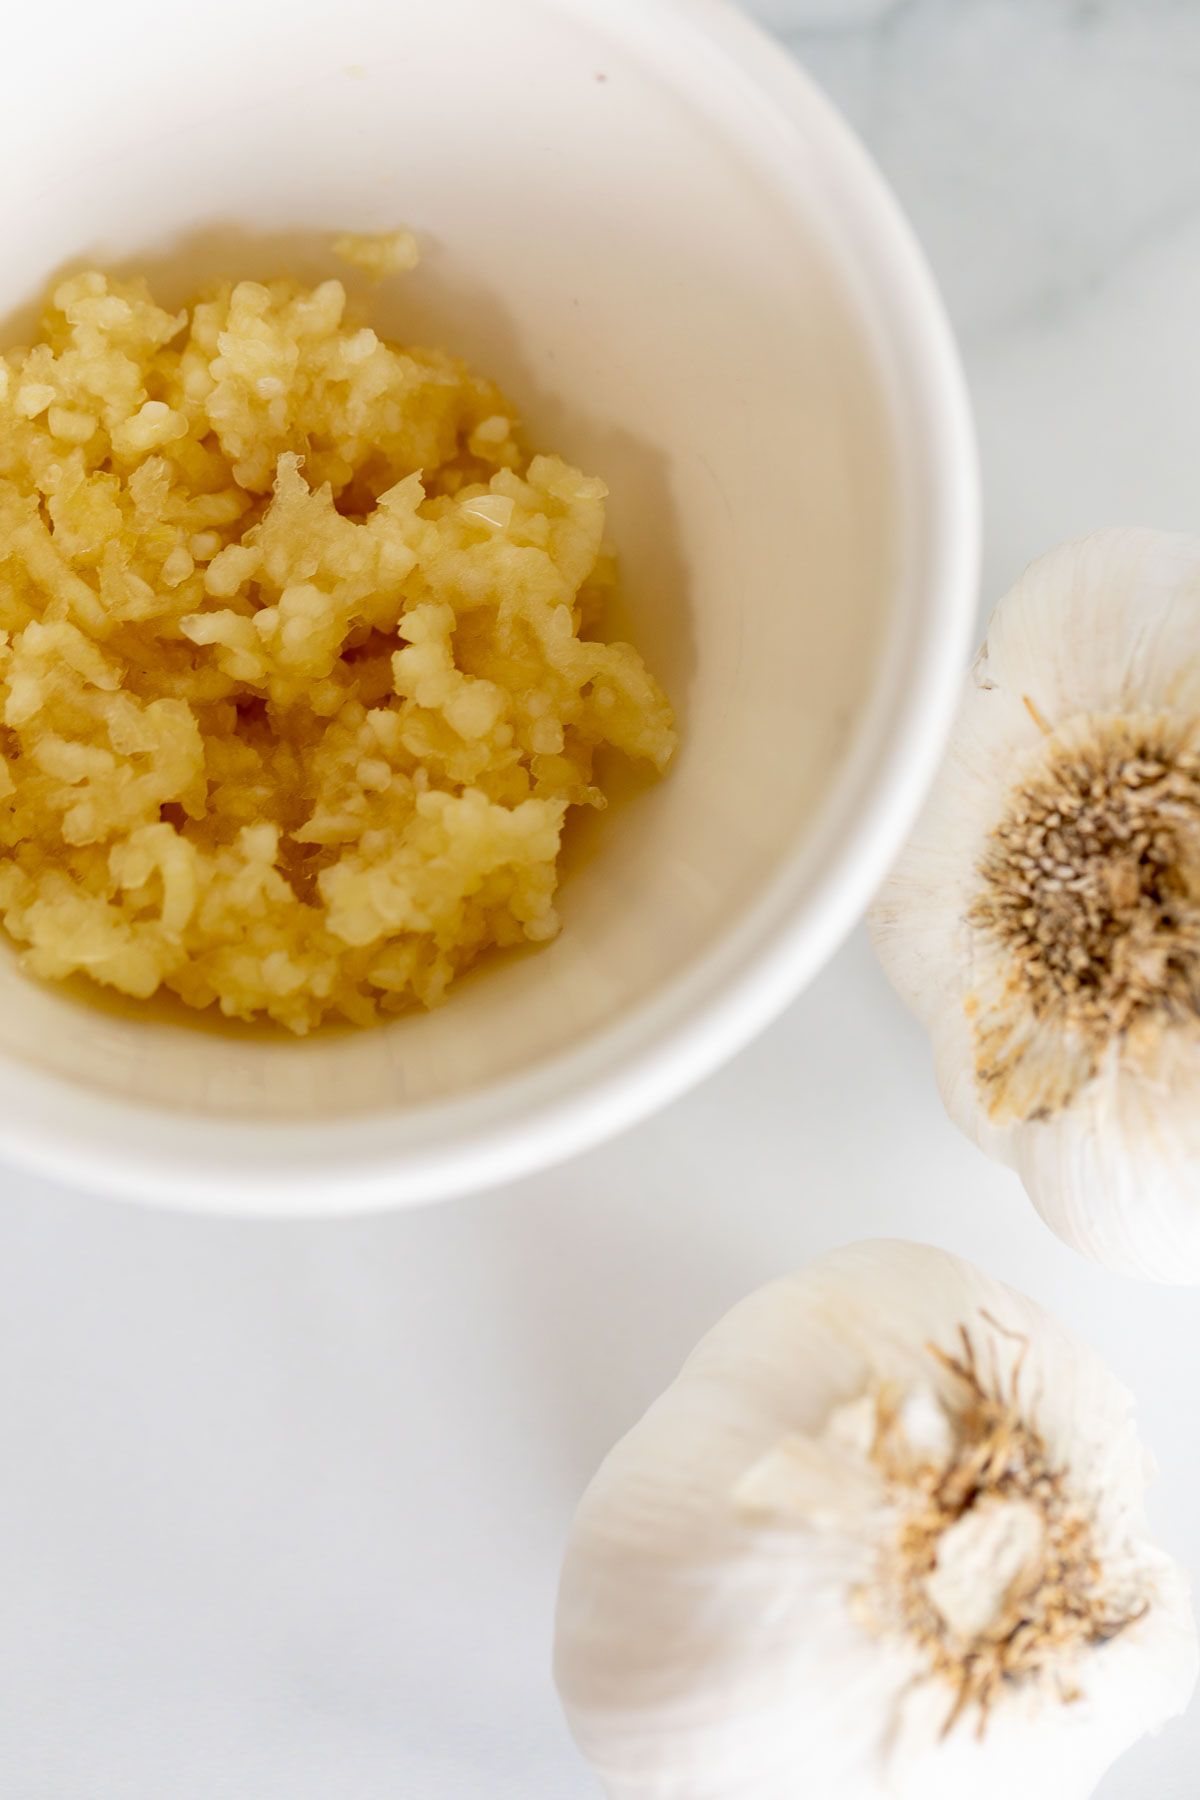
[0,0,977,1212]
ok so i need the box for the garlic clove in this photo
[871,529,1200,1280]
[1012,1039,1200,1282]
[555,1242,1198,1800]
[870,678,1039,1034]
[734,1431,885,1528]
[556,1350,912,1797]
[981,528,1200,722]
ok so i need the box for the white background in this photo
[4,2,1200,1795]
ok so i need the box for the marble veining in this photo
[748,0,1200,616]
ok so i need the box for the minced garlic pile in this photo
[0,249,675,1032]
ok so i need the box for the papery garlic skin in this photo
[870,531,1200,1281]
[554,1241,1196,1800]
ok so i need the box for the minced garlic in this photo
[0,256,675,1033]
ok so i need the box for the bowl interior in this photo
[0,0,951,1176]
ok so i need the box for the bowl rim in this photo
[0,0,980,1213]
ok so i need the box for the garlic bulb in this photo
[871,530,1200,1281]
[554,1240,1196,1800]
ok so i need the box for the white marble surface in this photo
[4,3,1200,1797]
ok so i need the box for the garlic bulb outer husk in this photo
[553,1240,1197,1800]
[871,529,1200,1281]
